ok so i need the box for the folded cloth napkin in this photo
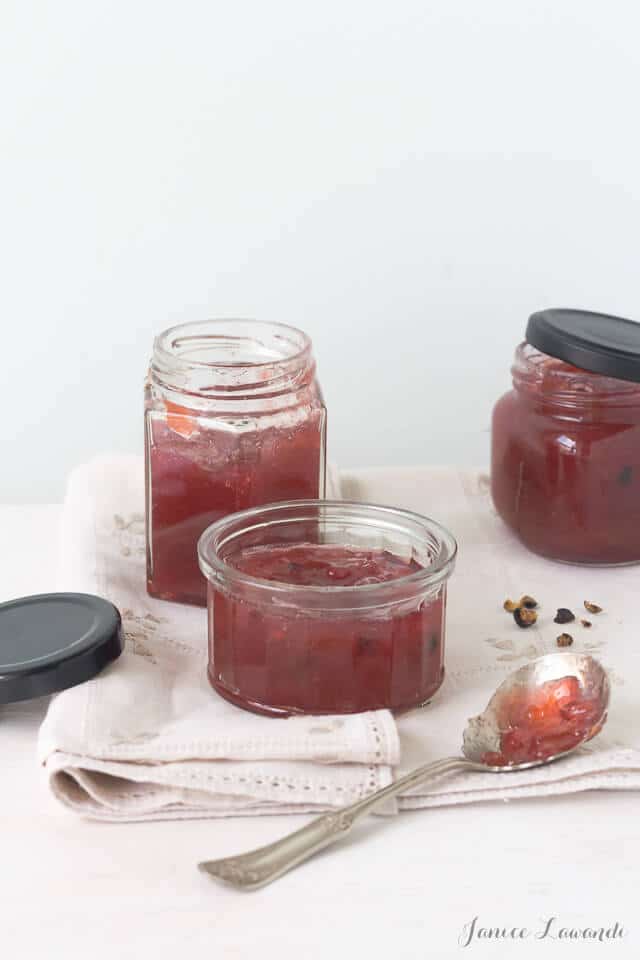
[40,458,640,820]
[38,457,399,821]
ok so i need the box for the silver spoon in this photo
[198,652,609,890]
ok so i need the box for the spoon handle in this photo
[198,756,473,890]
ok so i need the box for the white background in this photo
[2,0,640,503]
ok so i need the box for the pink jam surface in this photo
[232,544,424,586]
[208,543,446,716]
[481,675,604,767]
[146,409,324,606]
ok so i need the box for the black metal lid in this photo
[526,309,640,384]
[0,593,123,704]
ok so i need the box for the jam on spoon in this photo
[480,674,605,767]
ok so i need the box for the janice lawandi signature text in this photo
[459,915,626,948]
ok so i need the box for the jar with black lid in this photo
[491,308,640,564]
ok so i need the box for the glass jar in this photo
[198,500,457,716]
[145,320,326,605]
[491,309,640,564]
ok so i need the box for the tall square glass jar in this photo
[145,320,326,605]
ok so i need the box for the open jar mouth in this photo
[151,319,313,399]
[198,500,457,611]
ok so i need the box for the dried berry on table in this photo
[513,607,537,628]
[519,595,538,609]
[553,608,575,625]
[584,601,603,615]
[556,633,573,647]
[580,619,592,628]
[504,595,537,613]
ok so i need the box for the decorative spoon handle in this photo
[198,756,473,890]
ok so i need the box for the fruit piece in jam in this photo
[481,675,605,766]
[208,543,446,716]
[164,400,198,440]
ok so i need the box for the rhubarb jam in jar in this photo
[145,320,326,605]
[492,309,640,564]
[198,500,457,716]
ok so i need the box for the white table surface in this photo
[1,503,638,959]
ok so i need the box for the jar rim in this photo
[153,318,311,370]
[150,319,315,401]
[198,499,457,604]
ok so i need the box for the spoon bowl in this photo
[463,652,610,769]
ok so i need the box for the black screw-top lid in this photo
[526,309,640,384]
[0,593,123,705]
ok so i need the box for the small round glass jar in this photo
[145,320,326,606]
[492,310,640,564]
[198,500,457,716]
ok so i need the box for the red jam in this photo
[207,543,447,716]
[481,676,605,767]
[492,343,640,564]
[146,414,324,605]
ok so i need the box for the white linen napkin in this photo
[39,458,640,820]
[38,457,399,820]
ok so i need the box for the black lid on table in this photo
[0,593,123,704]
